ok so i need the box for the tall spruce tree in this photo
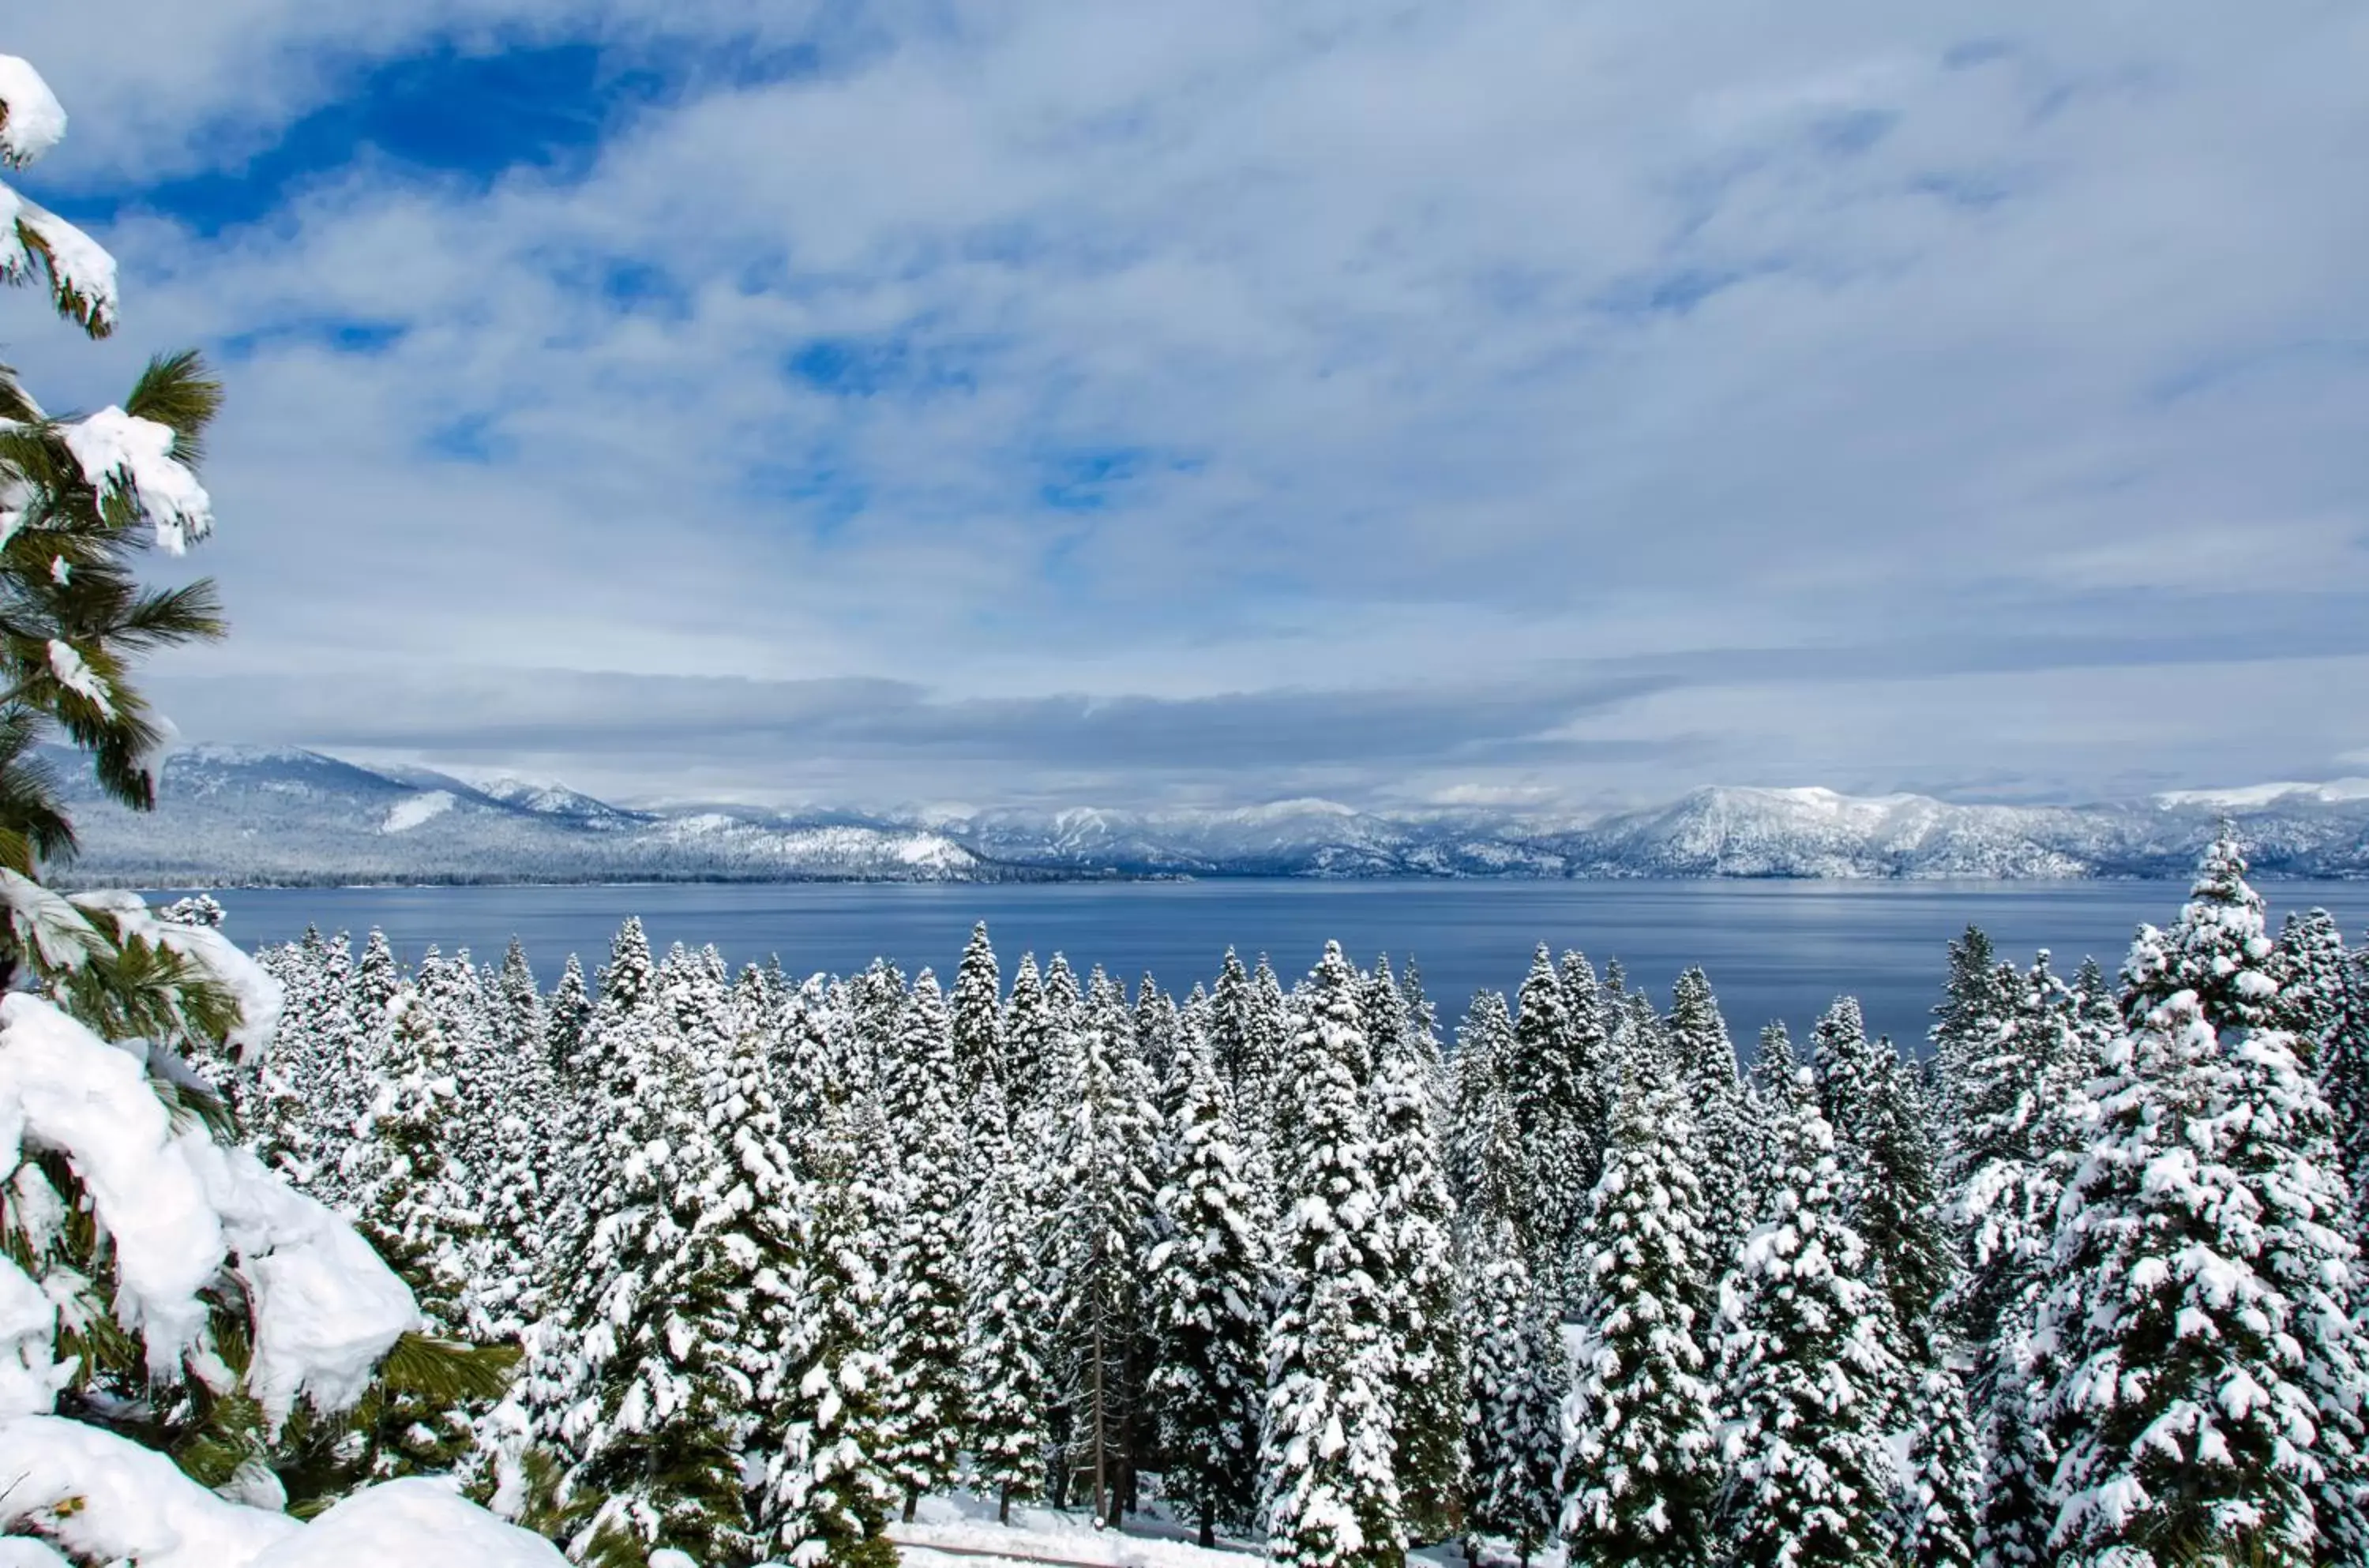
[1261,943,1402,1568]
[1504,943,1599,1307]
[877,971,970,1518]
[962,1075,1053,1525]
[2042,900,2369,1563]
[1144,1031,1265,1547]
[1899,1360,1981,1568]
[766,1093,899,1568]
[1718,1098,1904,1568]
[952,921,1004,1113]
[1046,970,1160,1523]
[1561,1022,1721,1567]
[1669,966,1751,1260]
[1364,957,1463,1543]
[1458,1210,1561,1567]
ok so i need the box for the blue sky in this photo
[7,2,2368,811]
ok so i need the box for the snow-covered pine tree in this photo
[1457,1210,1562,1567]
[1209,948,1259,1101]
[877,970,970,1519]
[1857,1048,1952,1339]
[1046,969,1161,1523]
[1669,966,1751,1262]
[477,940,554,1336]
[559,951,745,1567]
[962,1073,1053,1525]
[1560,1016,1721,1568]
[1504,943,1600,1307]
[1447,989,1516,1217]
[1145,1029,1266,1546]
[1718,1097,1904,1568]
[2040,930,2369,1562]
[346,981,486,1477]
[598,952,803,1566]
[766,1092,899,1568]
[1810,994,1885,1153]
[1932,951,2091,1568]
[549,952,594,1071]
[523,918,660,1455]
[1743,1020,1808,1222]
[1260,942,1402,1568]
[1930,925,2012,1123]
[1136,974,1180,1084]
[2273,909,2369,1233]
[1899,1359,1980,1568]
[1362,957,1462,1544]
[1001,951,1053,1118]
[2119,827,2280,1032]
[953,921,1004,1112]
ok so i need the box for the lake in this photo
[189,879,2369,1051]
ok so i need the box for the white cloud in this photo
[7,1,2367,805]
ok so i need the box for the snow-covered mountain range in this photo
[47,748,2369,886]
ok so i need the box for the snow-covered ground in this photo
[891,1491,1503,1568]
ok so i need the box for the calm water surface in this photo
[193,880,2369,1051]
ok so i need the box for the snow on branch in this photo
[13,200,118,335]
[0,58,67,169]
[43,639,115,720]
[57,406,214,550]
[0,994,415,1399]
[73,888,287,1059]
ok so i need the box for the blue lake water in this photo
[190,879,2369,1052]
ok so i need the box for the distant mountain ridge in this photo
[44,746,2369,887]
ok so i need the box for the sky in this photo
[6,2,2367,813]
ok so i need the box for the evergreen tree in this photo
[1718,1101,1904,1568]
[347,983,486,1478]
[1002,952,1056,1112]
[2040,976,2369,1561]
[877,971,970,1518]
[952,921,1004,1112]
[1858,1050,1953,1338]
[1363,958,1463,1543]
[1561,1027,1721,1567]
[1145,1031,1266,1547]
[1260,943,1401,1568]
[1504,943,1601,1307]
[1136,973,1180,1083]
[1810,994,1886,1153]
[1046,970,1160,1523]
[766,1095,899,1568]
[1669,966,1751,1261]
[1457,1211,1561,1567]
[549,952,594,1071]
[1899,1359,1981,1568]
[2119,828,2281,1031]
[1930,925,2011,1123]
[1209,947,1259,1101]
[962,1076,1053,1525]
[1447,989,1515,1218]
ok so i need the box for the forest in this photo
[213,833,2369,1568]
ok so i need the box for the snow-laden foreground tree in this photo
[0,52,561,1566]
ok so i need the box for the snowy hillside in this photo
[46,747,2369,885]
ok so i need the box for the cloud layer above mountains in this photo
[9,2,2367,808]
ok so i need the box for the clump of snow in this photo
[0,993,408,1405]
[0,1255,69,1418]
[58,406,212,550]
[45,638,115,719]
[250,1477,569,1568]
[0,56,67,167]
[0,1415,301,1567]
[0,993,227,1371]
[186,1135,422,1421]
[381,790,457,834]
